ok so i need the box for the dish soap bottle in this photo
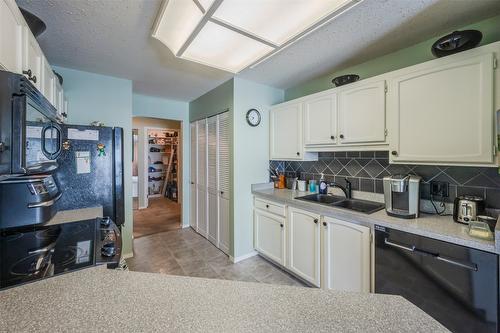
[319,173,327,194]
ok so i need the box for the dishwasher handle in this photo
[384,238,415,252]
[384,237,478,272]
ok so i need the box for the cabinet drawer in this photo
[254,197,285,216]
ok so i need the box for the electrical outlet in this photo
[430,181,449,197]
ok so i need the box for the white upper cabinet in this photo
[0,0,23,73]
[304,92,337,146]
[22,27,42,91]
[270,102,317,161]
[41,57,55,105]
[322,216,370,292]
[388,52,495,165]
[270,102,303,160]
[338,80,386,145]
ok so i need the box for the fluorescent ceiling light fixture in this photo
[152,0,362,73]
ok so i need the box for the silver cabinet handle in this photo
[28,192,62,208]
[436,255,477,271]
[384,238,415,252]
[385,238,477,271]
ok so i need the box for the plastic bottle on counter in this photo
[319,173,327,194]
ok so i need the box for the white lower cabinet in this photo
[287,207,321,287]
[253,199,371,290]
[322,216,371,292]
[254,208,285,266]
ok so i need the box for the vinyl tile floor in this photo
[126,228,307,287]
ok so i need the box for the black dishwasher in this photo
[375,225,498,333]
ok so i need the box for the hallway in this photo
[126,228,306,286]
[133,197,181,238]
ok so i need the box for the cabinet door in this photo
[304,92,337,146]
[190,183,197,230]
[219,196,230,255]
[270,102,303,160]
[323,217,370,292]
[218,112,230,254]
[196,119,208,236]
[254,209,285,266]
[23,27,42,91]
[0,0,23,73]
[389,53,494,164]
[41,57,55,105]
[189,122,197,230]
[338,80,386,144]
[207,116,218,245]
[197,187,207,236]
[287,207,320,286]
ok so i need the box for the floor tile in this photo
[127,226,306,288]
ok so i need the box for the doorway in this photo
[132,117,182,238]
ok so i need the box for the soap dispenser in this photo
[319,173,327,194]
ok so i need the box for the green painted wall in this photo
[54,66,134,256]
[189,79,234,122]
[285,14,500,101]
[232,78,283,259]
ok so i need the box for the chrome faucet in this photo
[328,178,352,199]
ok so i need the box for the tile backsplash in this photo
[270,151,500,208]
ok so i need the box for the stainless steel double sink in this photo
[295,194,385,214]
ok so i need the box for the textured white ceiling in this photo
[16,0,500,102]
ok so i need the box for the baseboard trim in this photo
[230,251,258,263]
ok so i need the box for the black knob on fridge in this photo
[339,134,344,139]
[330,135,335,140]
[314,219,318,224]
[391,151,398,156]
[323,222,327,227]
[23,69,32,77]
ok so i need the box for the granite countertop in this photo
[0,267,448,332]
[45,206,103,226]
[252,184,498,254]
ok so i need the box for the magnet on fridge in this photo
[97,143,106,157]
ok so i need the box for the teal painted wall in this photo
[285,14,500,101]
[132,94,190,229]
[54,66,134,256]
[232,78,283,258]
[189,79,234,122]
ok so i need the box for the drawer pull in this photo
[323,222,327,227]
[266,204,269,208]
[280,223,283,228]
[314,219,318,224]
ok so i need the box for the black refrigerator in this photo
[53,124,124,227]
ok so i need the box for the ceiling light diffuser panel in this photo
[152,0,360,73]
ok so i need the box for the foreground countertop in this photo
[252,185,497,254]
[0,267,447,332]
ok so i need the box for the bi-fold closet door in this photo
[191,112,230,255]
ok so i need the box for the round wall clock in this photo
[246,108,261,127]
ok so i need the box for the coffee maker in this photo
[383,175,421,219]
